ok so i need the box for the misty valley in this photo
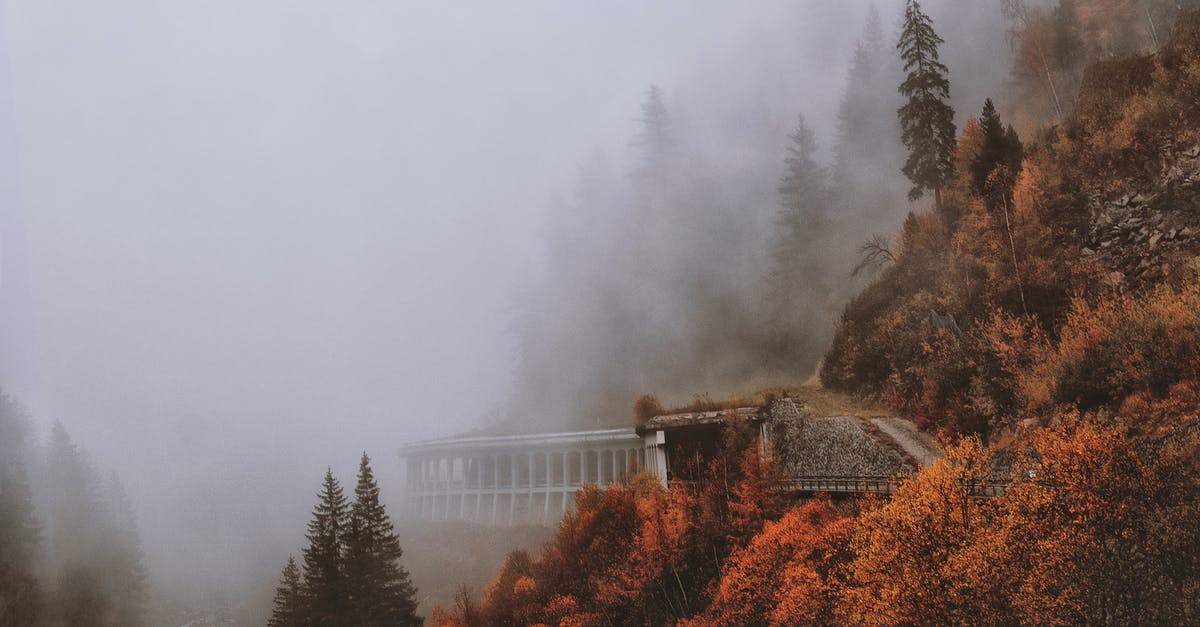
[4,1,1200,626]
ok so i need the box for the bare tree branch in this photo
[852,234,896,278]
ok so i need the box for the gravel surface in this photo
[870,416,943,466]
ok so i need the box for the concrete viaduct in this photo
[397,427,663,526]
[395,403,982,526]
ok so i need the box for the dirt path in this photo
[870,416,943,467]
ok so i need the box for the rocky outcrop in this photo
[1082,142,1200,287]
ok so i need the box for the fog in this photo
[0,0,1012,617]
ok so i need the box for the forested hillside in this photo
[0,392,148,626]
[504,0,1200,434]
[435,4,1200,625]
[823,4,1200,443]
[504,6,911,430]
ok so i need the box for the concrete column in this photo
[491,454,500,524]
[506,480,516,523]
[459,459,467,521]
[543,453,552,523]
[423,473,430,520]
[527,453,535,525]
[579,450,587,484]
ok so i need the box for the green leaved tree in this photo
[897,0,957,209]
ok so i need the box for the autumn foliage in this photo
[428,9,1200,626]
[823,11,1200,442]
[433,419,1199,626]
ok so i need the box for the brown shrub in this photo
[632,394,664,425]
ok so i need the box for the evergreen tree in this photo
[970,98,1024,197]
[43,422,110,627]
[897,0,957,208]
[833,4,897,190]
[302,468,350,626]
[631,84,674,181]
[0,464,43,626]
[0,391,41,625]
[99,473,148,627]
[0,390,33,466]
[268,556,305,627]
[764,114,829,361]
[344,453,421,626]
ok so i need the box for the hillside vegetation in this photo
[432,7,1200,626]
[823,9,1200,442]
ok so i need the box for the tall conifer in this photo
[0,465,43,626]
[833,4,896,190]
[970,98,1024,197]
[344,453,421,626]
[302,469,349,626]
[99,473,148,627]
[764,114,829,360]
[897,0,957,208]
[631,84,673,178]
[268,556,305,627]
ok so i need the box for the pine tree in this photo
[302,468,350,626]
[764,114,829,361]
[0,464,43,626]
[100,473,148,627]
[897,0,957,208]
[43,422,110,627]
[970,98,1024,197]
[833,4,897,191]
[344,453,421,626]
[631,84,673,180]
[268,556,305,627]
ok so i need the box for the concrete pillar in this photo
[491,454,500,524]
[527,453,535,525]
[506,480,516,523]
[459,459,467,521]
[543,453,552,523]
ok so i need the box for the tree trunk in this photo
[1001,193,1030,318]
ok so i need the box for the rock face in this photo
[1083,143,1200,287]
